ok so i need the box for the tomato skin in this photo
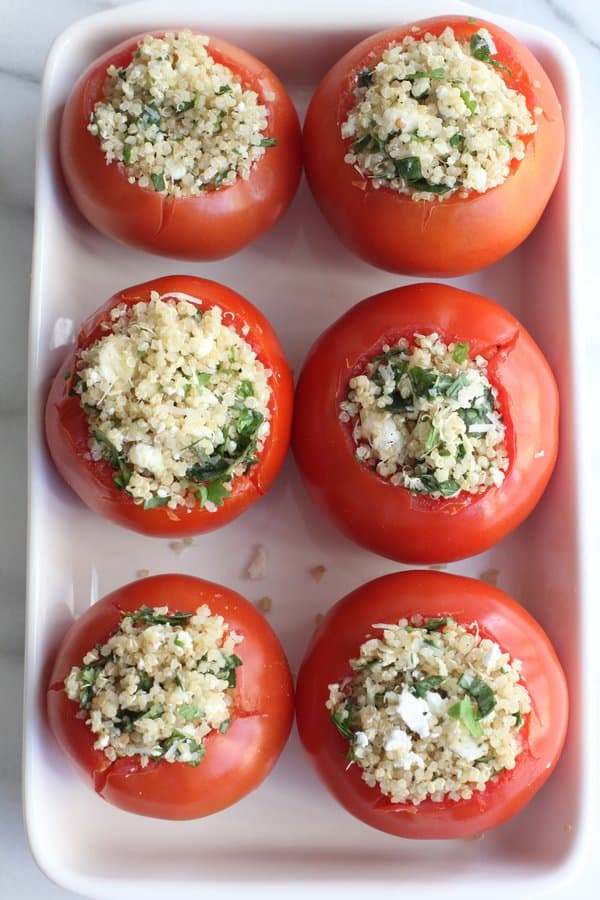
[60,32,302,259]
[303,16,564,277]
[292,282,558,564]
[45,275,293,537]
[296,570,568,840]
[47,573,294,820]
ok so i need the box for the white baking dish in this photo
[25,0,593,897]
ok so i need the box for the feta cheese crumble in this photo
[327,616,530,805]
[64,604,243,767]
[342,27,537,199]
[340,332,508,498]
[89,31,275,196]
[73,292,272,511]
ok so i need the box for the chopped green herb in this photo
[514,710,523,729]
[404,67,445,81]
[165,729,206,766]
[236,407,264,437]
[408,365,438,397]
[357,68,374,87]
[499,137,513,148]
[126,606,192,627]
[143,495,170,510]
[260,137,277,147]
[151,171,165,192]
[213,108,227,134]
[141,102,161,125]
[143,703,164,720]
[458,407,490,429]
[137,674,153,693]
[469,32,512,73]
[476,754,494,764]
[331,701,354,740]
[117,68,127,80]
[452,342,470,365]
[449,132,466,152]
[214,167,231,188]
[424,617,448,632]
[352,133,373,153]
[448,695,483,738]
[176,98,196,115]
[467,17,477,25]
[220,653,243,688]
[196,480,231,509]
[458,672,496,718]
[216,84,232,95]
[92,428,131,490]
[460,88,477,114]
[196,371,210,389]
[445,373,469,399]
[424,425,440,453]
[410,675,445,699]
[178,704,205,721]
[436,479,461,497]
[219,719,231,734]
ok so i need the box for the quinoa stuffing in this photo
[342,26,537,199]
[339,332,508,498]
[72,292,272,511]
[327,616,530,805]
[64,604,243,767]
[89,31,276,195]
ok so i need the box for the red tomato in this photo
[60,32,302,259]
[303,15,564,276]
[47,573,294,819]
[292,282,558,564]
[45,274,293,537]
[296,570,568,839]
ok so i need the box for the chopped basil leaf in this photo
[236,407,264,437]
[137,674,153,693]
[469,32,512,74]
[220,653,243,688]
[436,479,461,497]
[424,617,448,632]
[126,606,193,627]
[457,442,466,460]
[151,171,165,192]
[450,132,465,151]
[396,155,423,183]
[410,674,445,699]
[352,133,373,153]
[196,480,231,509]
[331,700,354,740]
[357,68,374,87]
[176,98,196,115]
[458,407,490,429]
[458,672,497,718]
[178,704,204,721]
[92,428,131,490]
[448,695,483,738]
[260,137,277,147]
[452,342,470,365]
[214,167,230,187]
[143,495,170,510]
[237,379,254,399]
[408,366,438,397]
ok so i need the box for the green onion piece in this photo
[448,695,483,738]
[219,719,231,734]
[260,137,277,147]
[122,142,132,164]
[142,102,161,125]
[151,172,165,192]
[143,703,164,720]
[445,373,469,399]
[424,425,440,453]
[196,371,210,389]
[220,653,243,688]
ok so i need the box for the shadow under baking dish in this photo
[25,1,591,898]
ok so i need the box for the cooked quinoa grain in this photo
[73,292,272,511]
[89,31,274,195]
[327,616,530,805]
[342,27,537,199]
[65,605,243,767]
[340,332,508,498]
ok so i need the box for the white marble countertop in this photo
[1,0,598,897]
